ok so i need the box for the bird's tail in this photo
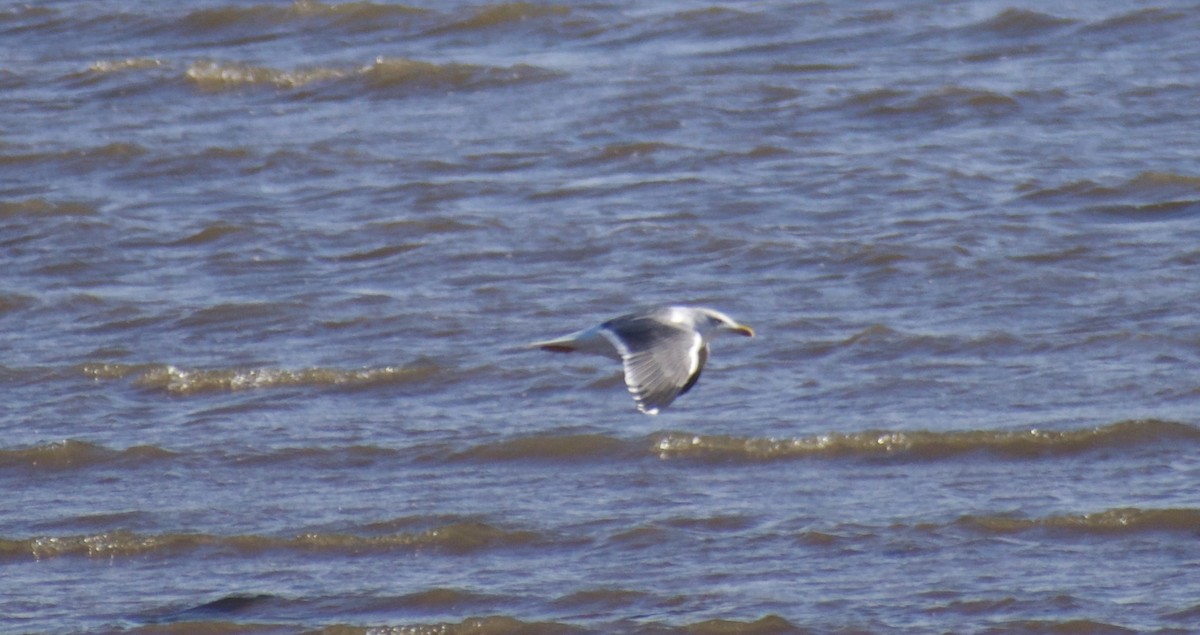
[527,335,579,353]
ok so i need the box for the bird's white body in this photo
[532,306,754,414]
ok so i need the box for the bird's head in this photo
[694,307,755,338]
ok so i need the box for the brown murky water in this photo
[4,1,1200,633]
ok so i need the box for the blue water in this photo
[3,1,1200,633]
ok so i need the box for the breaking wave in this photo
[1,520,543,562]
[0,440,175,472]
[958,507,1200,536]
[7,420,1193,477]
[651,419,1200,462]
[184,57,560,95]
[78,361,438,395]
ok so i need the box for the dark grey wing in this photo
[600,315,706,414]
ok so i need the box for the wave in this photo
[78,361,439,395]
[0,440,175,472]
[0,521,543,562]
[1025,171,1200,196]
[185,59,343,91]
[169,222,247,246]
[1088,199,1200,222]
[837,85,1020,123]
[1017,172,1200,223]
[650,419,1200,462]
[965,8,1076,38]
[9,503,1194,565]
[362,57,560,92]
[87,57,166,74]
[328,242,424,262]
[0,198,96,218]
[429,2,572,35]
[0,143,148,176]
[148,590,798,633]
[180,1,430,33]
[799,507,1200,551]
[138,612,802,635]
[184,57,561,95]
[180,2,580,37]
[1019,171,1200,205]
[419,419,1200,464]
[14,2,584,51]
[958,507,1200,536]
[574,141,683,165]
[154,588,516,622]
[0,294,35,314]
[451,433,639,463]
[7,421,1193,478]
[1081,8,1185,35]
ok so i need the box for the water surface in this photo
[3,1,1200,633]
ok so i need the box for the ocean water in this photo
[3,1,1200,633]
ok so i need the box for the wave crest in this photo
[652,420,1199,462]
[960,507,1200,536]
[3,521,542,562]
[184,57,559,95]
[78,362,438,395]
[0,440,175,472]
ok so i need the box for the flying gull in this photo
[531,306,754,414]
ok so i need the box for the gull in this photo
[531,306,754,414]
